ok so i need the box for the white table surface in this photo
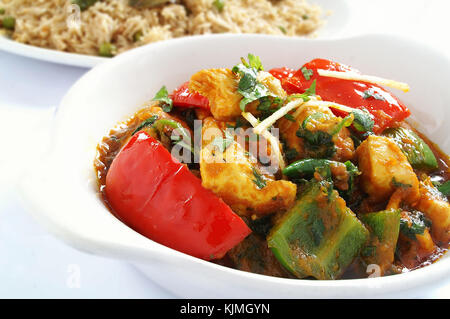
[0,0,449,298]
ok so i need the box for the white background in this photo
[0,0,449,298]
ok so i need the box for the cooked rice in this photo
[0,0,323,56]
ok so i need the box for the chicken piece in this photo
[189,68,242,121]
[416,228,435,253]
[386,190,436,261]
[397,231,436,269]
[189,69,287,121]
[333,124,355,163]
[356,135,420,204]
[123,104,192,150]
[200,117,297,216]
[135,104,187,127]
[256,71,287,98]
[278,104,355,162]
[416,181,450,244]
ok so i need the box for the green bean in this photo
[282,159,336,178]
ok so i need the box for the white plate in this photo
[0,0,349,68]
[0,36,106,68]
[20,33,450,298]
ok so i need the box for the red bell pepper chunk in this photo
[269,67,304,95]
[270,59,411,133]
[105,132,251,260]
[171,81,210,109]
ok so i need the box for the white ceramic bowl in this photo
[20,34,450,298]
[0,0,348,68]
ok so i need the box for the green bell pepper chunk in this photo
[360,209,401,272]
[384,127,437,170]
[267,181,369,280]
[437,180,450,196]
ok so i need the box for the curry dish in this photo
[95,55,449,280]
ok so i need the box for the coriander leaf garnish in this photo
[392,177,412,189]
[152,86,173,112]
[344,160,360,195]
[284,148,299,161]
[132,115,158,135]
[245,53,264,71]
[400,219,425,240]
[301,66,314,80]
[329,114,354,136]
[235,117,245,128]
[256,96,273,111]
[284,114,296,122]
[285,80,317,103]
[399,211,431,240]
[304,79,317,96]
[212,0,225,12]
[278,26,287,34]
[351,108,374,133]
[362,88,386,101]
[361,246,377,257]
[232,54,273,111]
[252,168,267,189]
[226,117,245,129]
[296,112,336,158]
[211,130,234,152]
[256,97,279,120]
